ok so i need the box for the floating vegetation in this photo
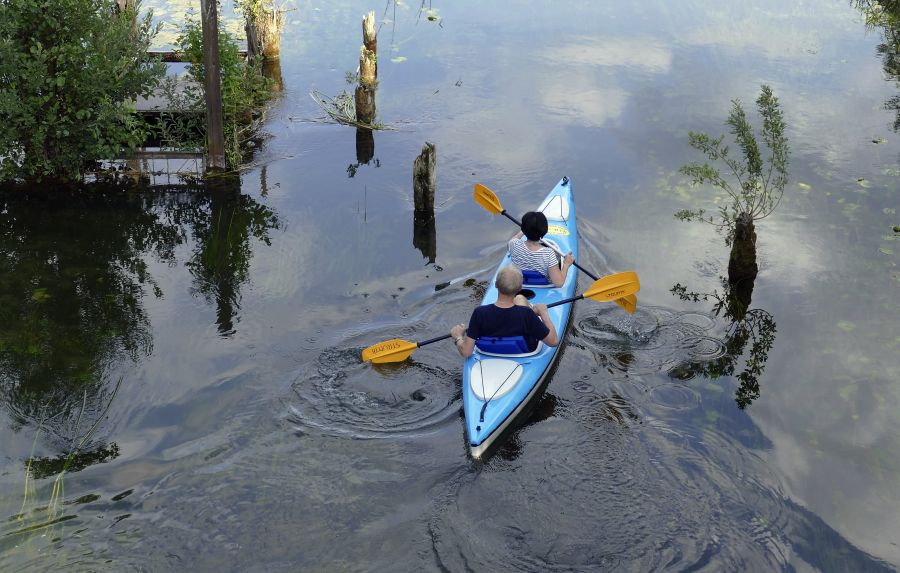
[309,90,393,130]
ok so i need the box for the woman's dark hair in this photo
[521,211,548,241]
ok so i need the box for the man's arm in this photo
[450,323,476,357]
[531,304,559,347]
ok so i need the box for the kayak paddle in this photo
[361,271,641,364]
[473,182,638,314]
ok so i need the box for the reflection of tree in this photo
[855,1,900,130]
[0,190,181,428]
[0,184,278,467]
[671,277,776,409]
[175,182,280,336]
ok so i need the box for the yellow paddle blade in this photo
[615,294,638,314]
[473,183,505,215]
[584,271,640,302]
[361,339,418,363]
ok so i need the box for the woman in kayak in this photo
[508,211,574,287]
[450,265,559,358]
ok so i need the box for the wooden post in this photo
[413,142,436,212]
[200,0,226,171]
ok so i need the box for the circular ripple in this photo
[286,347,460,439]
[675,311,717,331]
[681,335,728,361]
[647,383,701,410]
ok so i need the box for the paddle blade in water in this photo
[473,183,505,215]
[584,271,640,302]
[615,293,638,314]
[362,339,418,363]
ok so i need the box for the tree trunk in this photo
[726,212,758,321]
[728,212,758,284]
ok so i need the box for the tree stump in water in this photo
[728,212,758,284]
[413,142,436,212]
[354,84,376,125]
[245,1,285,60]
[361,11,377,84]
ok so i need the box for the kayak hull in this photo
[463,177,578,459]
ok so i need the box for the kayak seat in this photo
[522,269,551,287]
[475,336,542,357]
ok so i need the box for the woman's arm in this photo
[547,252,574,287]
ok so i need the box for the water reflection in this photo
[0,183,278,446]
[177,180,280,336]
[670,277,776,409]
[856,1,900,130]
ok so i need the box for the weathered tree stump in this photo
[245,1,285,60]
[361,11,377,84]
[355,84,376,125]
[728,212,758,285]
[413,142,436,212]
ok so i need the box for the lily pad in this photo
[31,288,50,303]
[391,56,407,63]
[880,247,894,255]
[837,320,856,332]
[872,137,887,144]
[798,182,811,191]
[884,208,896,215]
[857,178,872,188]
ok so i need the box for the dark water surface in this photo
[2,1,899,571]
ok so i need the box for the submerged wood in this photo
[413,142,436,212]
[355,84,376,124]
[245,1,285,59]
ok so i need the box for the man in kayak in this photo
[450,265,559,358]
[508,211,574,287]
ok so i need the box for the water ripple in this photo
[287,347,460,439]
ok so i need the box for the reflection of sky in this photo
[151,0,897,563]
[6,0,899,568]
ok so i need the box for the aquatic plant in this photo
[676,85,790,245]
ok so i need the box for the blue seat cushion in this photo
[475,336,531,354]
[522,269,551,286]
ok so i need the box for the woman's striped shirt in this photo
[508,237,559,278]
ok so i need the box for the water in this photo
[1,0,899,570]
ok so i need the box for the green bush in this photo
[0,0,165,182]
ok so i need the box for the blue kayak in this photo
[463,176,578,459]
